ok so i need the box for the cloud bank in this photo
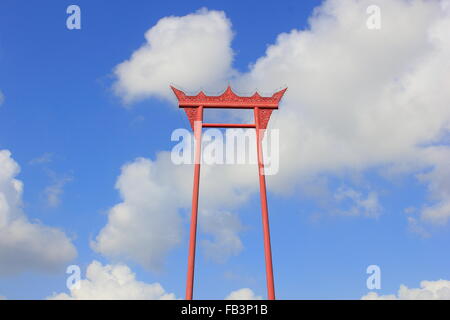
[0,150,76,275]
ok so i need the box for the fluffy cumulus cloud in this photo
[362,279,450,300]
[92,152,255,271]
[106,0,450,270]
[91,155,185,271]
[236,0,450,228]
[0,150,76,275]
[113,8,234,103]
[49,260,176,300]
[225,288,262,300]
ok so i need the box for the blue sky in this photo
[1,0,450,300]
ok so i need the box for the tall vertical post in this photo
[186,106,203,300]
[254,107,276,300]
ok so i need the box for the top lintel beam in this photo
[171,86,286,110]
[179,103,278,109]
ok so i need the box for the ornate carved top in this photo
[171,85,286,109]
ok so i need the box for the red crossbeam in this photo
[202,123,256,128]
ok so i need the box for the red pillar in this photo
[186,106,203,300]
[254,107,276,300]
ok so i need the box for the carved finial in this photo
[197,90,206,99]
[271,88,288,101]
[170,86,186,100]
[252,91,262,98]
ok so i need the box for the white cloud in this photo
[334,186,382,217]
[92,152,255,270]
[225,288,262,300]
[416,147,450,225]
[49,260,176,300]
[235,0,450,227]
[113,8,234,103]
[43,172,72,208]
[407,216,431,238]
[247,0,447,167]
[29,152,53,165]
[28,154,72,208]
[0,90,4,105]
[362,279,450,300]
[200,210,243,263]
[91,156,185,271]
[0,150,77,275]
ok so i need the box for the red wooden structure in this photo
[171,85,286,300]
